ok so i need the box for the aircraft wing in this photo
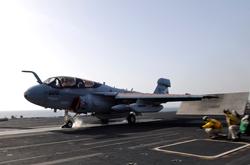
[115,93,204,103]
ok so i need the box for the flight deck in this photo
[0,112,249,165]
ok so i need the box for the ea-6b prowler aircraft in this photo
[22,70,213,128]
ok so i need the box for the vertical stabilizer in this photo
[154,78,171,94]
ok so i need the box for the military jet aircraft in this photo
[22,70,208,128]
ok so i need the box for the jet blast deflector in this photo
[178,92,249,115]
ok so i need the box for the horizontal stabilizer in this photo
[177,92,249,115]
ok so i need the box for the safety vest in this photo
[202,119,222,129]
[225,114,240,126]
[240,118,249,134]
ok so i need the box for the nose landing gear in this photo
[61,110,79,128]
[62,120,73,128]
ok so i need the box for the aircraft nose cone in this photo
[24,92,29,100]
[24,88,32,101]
[24,85,46,105]
[24,86,36,102]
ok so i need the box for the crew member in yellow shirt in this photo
[223,109,241,141]
[201,116,223,139]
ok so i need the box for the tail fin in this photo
[154,78,171,94]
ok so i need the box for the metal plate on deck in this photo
[177,92,249,115]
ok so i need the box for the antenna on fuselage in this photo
[22,70,42,84]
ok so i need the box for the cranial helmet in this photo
[223,109,230,114]
[202,116,208,121]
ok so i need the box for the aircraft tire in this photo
[67,120,73,128]
[100,119,109,124]
[127,114,136,125]
[62,120,73,128]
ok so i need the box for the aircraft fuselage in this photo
[24,83,127,113]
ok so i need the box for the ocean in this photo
[0,110,64,118]
[0,107,178,119]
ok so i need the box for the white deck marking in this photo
[0,127,61,136]
[0,131,178,152]
[0,118,162,137]
[0,153,103,165]
[33,153,103,165]
[128,137,190,149]
[82,132,179,146]
[0,131,53,139]
[29,125,62,129]
[49,133,181,156]
[82,133,180,150]
[154,139,250,159]
[0,138,91,150]
[0,131,179,164]
[0,155,46,165]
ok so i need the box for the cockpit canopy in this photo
[43,76,101,89]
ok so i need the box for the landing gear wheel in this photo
[62,120,73,128]
[62,109,74,128]
[127,114,136,125]
[100,119,109,124]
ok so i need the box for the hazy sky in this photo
[0,0,249,111]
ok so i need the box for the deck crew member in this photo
[201,116,223,139]
[240,115,250,135]
[223,109,241,141]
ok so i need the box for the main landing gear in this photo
[100,119,109,124]
[127,112,136,125]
